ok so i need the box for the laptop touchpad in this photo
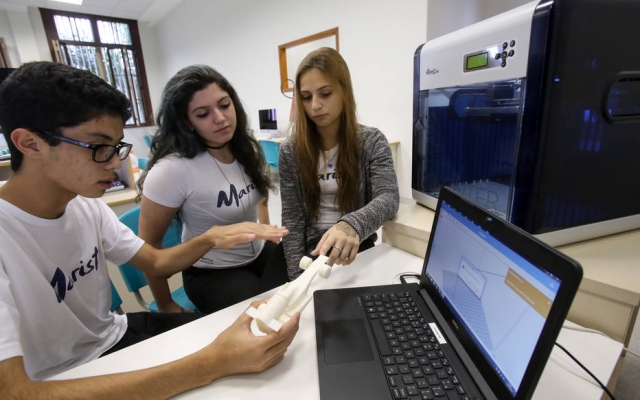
[320,319,374,364]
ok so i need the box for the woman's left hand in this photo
[311,221,360,266]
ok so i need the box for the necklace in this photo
[210,155,256,254]
[206,142,228,150]
[324,147,338,170]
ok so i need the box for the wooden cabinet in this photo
[0,160,11,182]
[102,156,138,215]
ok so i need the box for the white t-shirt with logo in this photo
[142,153,264,268]
[0,196,144,380]
[313,145,341,230]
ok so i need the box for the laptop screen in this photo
[424,199,561,396]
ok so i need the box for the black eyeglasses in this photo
[41,131,133,163]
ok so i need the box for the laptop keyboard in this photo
[362,291,475,400]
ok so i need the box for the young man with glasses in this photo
[0,62,299,399]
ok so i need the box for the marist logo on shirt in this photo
[217,182,257,208]
[317,171,339,181]
[49,246,100,303]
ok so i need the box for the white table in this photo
[51,244,623,399]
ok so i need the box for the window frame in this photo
[39,8,153,127]
[0,37,12,68]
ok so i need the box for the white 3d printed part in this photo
[246,255,331,333]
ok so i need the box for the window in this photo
[39,8,152,127]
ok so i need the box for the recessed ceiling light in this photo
[51,0,84,5]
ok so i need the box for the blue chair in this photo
[110,280,124,314]
[258,139,279,169]
[137,157,148,171]
[143,134,152,148]
[117,206,197,312]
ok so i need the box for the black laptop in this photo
[314,187,583,400]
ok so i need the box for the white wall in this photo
[147,0,427,198]
[0,7,51,64]
[478,0,535,20]
[138,23,163,129]
[6,8,40,64]
[426,0,480,41]
[427,0,534,40]
[28,6,52,62]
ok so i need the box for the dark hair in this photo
[0,61,131,171]
[137,64,272,199]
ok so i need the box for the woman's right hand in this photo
[311,221,360,266]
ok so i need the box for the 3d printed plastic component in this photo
[246,255,331,333]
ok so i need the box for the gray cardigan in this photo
[279,125,400,280]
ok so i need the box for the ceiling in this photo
[0,0,183,25]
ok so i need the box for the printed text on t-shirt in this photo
[217,182,256,208]
[49,246,99,303]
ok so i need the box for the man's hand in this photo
[202,300,300,379]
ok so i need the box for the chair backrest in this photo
[138,157,149,171]
[143,134,152,148]
[258,139,279,168]
[117,206,182,293]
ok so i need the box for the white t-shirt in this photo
[142,153,264,268]
[0,196,144,380]
[313,145,341,230]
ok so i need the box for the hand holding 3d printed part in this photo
[246,255,331,333]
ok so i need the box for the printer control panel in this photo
[463,39,517,72]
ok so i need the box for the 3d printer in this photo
[412,0,640,246]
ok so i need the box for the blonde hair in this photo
[292,47,360,220]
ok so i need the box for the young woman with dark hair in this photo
[138,65,288,314]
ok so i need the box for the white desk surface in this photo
[101,187,137,207]
[51,244,623,400]
[256,136,286,143]
[558,229,640,304]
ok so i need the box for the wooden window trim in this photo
[278,27,339,93]
[39,8,153,127]
[0,37,12,68]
